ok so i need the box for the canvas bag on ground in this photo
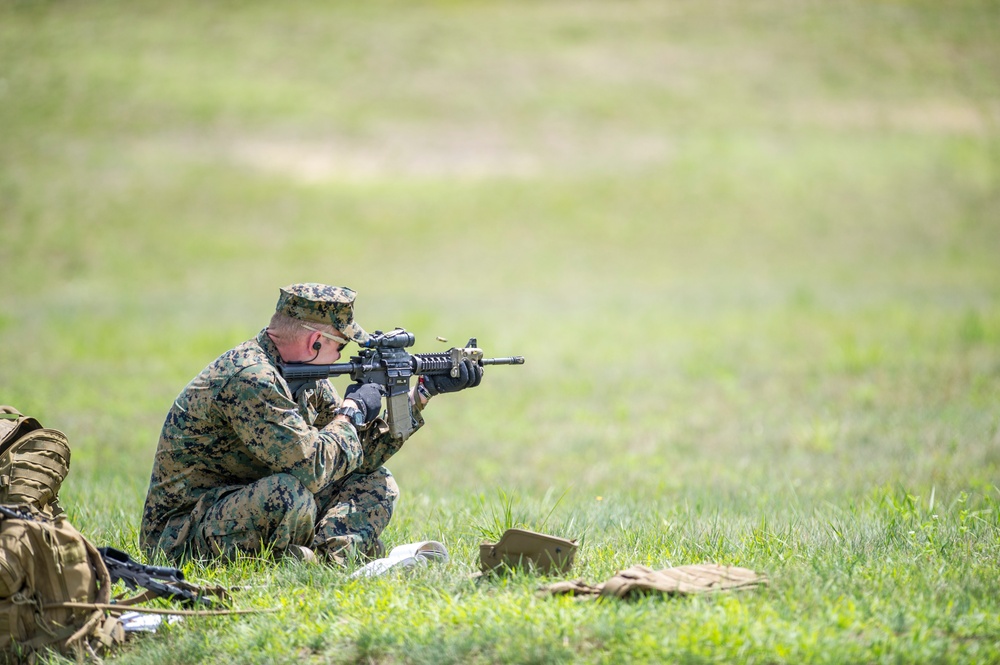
[0,504,124,662]
[0,406,70,517]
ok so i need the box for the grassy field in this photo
[2,0,1000,662]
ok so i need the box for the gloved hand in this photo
[421,359,484,396]
[343,382,385,424]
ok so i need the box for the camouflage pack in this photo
[0,408,241,662]
[0,406,70,517]
[0,504,124,662]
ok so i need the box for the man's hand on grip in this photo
[343,382,385,424]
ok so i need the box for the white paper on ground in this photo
[349,541,449,579]
[118,611,184,633]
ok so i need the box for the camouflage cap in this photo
[276,283,371,345]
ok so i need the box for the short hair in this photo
[267,313,338,339]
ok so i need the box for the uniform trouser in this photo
[183,467,398,562]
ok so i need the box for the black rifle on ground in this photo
[98,547,216,607]
[278,329,524,440]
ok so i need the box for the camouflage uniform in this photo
[140,285,423,563]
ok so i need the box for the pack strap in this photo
[11,449,69,470]
[1,484,46,501]
[10,430,69,452]
[59,607,108,652]
[9,466,60,486]
[21,616,95,651]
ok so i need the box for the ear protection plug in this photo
[313,340,322,351]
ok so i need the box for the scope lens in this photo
[379,329,415,348]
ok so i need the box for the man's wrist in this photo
[334,403,365,428]
[415,378,432,405]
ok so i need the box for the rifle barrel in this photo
[482,356,525,365]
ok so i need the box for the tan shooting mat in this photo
[539,563,768,599]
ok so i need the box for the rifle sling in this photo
[109,576,231,604]
[111,587,219,607]
[46,601,275,617]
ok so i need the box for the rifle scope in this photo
[366,328,415,349]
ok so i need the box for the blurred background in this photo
[1,0,998,537]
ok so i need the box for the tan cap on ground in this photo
[480,528,578,574]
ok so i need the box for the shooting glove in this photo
[421,359,483,396]
[343,383,385,424]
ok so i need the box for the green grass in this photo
[2,0,999,662]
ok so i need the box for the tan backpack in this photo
[0,407,71,517]
[0,408,253,662]
[0,504,124,662]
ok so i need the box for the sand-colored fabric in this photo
[539,563,768,599]
[480,528,577,574]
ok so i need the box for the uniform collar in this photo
[257,328,317,403]
[256,328,284,365]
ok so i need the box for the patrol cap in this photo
[480,528,577,574]
[276,283,371,345]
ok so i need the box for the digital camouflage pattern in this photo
[276,283,371,345]
[174,468,399,562]
[140,328,422,562]
[313,466,398,561]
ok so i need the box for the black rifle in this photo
[0,504,35,521]
[279,329,524,440]
[98,547,215,607]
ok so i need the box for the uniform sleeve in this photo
[219,365,363,493]
[311,379,340,429]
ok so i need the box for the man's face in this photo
[302,324,350,364]
[312,335,347,364]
